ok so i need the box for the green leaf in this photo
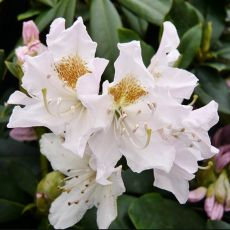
[90,0,122,81]
[122,169,154,195]
[178,24,202,68]
[121,7,148,37]
[36,0,58,7]
[203,62,230,72]
[0,199,24,223]
[17,9,41,21]
[195,67,230,115]
[109,195,136,229]
[206,220,230,229]
[5,61,23,79]
[8,161,38,196]
[0,49,5,81]
[118,0,172,26]
[0,104,12,123]
[35,0,76,31]
[169,0,203,36]
[215,46,230,60]
[118,28,154,66]
[128,193,206,229]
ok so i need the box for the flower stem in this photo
[40,154,48,178]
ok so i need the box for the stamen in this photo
[41,88,52,115]
[132,124,139,133]
[189,95,198,106]
[57,97,62,105]
[198,161,213,170]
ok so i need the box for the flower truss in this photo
[7,17,219,229]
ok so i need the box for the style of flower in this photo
[7,17,109,157]
[40,133,125,229]
[148,21,198,101]
[15,20,46,64]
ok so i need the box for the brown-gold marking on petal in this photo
[55,56,90,88]
[108,75,148,107]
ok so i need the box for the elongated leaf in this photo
[109,195,136,229]
[90,0,122,81]
[169,0,203,36]
[118,0,172,26]
[128,193,205,229]
[195,67,230,115]
[118,28,154,66]
[121,7,148,37]
[35,0,76,31]
[0,199,24,223]
[178,24,202,68]
[36,0,58,7]
[206,220,230,229]
[17,9,41,21]
[5,61,23,79]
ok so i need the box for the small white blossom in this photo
[40,133,125,229]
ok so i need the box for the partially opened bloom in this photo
[8,17,109,156]
[148,21,198,101]
[40,133,125,229]
[16,20,46,64]
[154,101,219,203]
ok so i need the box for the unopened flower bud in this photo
[205,184,215,216]
[9,127,37,142]
[214,171,227,204]
[188,186,207,203]
[224,176,230,211]
[23,20,39,45]
[210,202,224,220]
[36,171,65,214]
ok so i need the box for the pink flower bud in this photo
[213,125,230,147]
[215,145,230,172]
[210,202,224,220]
[22,20,39,45]
[188,187,207,203]
[9,127,37,142]
[205,195,215,217]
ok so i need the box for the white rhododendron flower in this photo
[88,41,195,182]
[148,21,198,101]
[7,17,109,156]
[40,133,125,229]
[154,101,219,203]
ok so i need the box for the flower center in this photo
[55,56,90,89]
[108,75,148,108]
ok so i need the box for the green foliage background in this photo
[0,0,230,228]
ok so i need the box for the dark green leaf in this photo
[36,0,58,7]
[35,0,77,31]
[122,169,154,195]
[5,61,23,79]
[8,161,38,196]
[109,195,136,229]
[195,67,230,115]
[169,0,203,36]
[78,207,97,229]
[121,7,148,37]
[128,193,206,229]
[118,28,154,66]
[215,46,230,60]
[90,0,122,81]
[206,220,230,229]
[178,24,202,68]
[17,9,41,21]
[0,199,24,223]
[203,62,230,72]
[118,0,172,26]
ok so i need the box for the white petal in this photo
[76,58,109,96]
[88,127,122,185]
[47,17,96,63]
[114,41,153,87]
[96,166,125,229]
[7,102,65,134]
[40,133,88,173]
[183,101,219,131]
[121,132,176,173]
[154,165,192,204]
[156,67,198,100]
[47,18,66,43]
[149,21,180,70]
[49,180,96,229]
[7,91,32,105]
[22,51,68,98]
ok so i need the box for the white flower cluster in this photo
[7,17,219,229]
